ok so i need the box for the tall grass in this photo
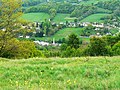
[0,56,120,89]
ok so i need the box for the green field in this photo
[22,13,110,23]
[22,12,111,23]
[21,13,50,22]
[80,14,110,23]
[0,56,120,89]
[35,28,89,41]
[22,13,76,23]
[53,13,76,23]
[50,28,83,39]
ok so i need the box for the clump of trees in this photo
[96,0,120,12]
[67,33,79,49]
[49,9,57,20]
[89,34,120,56]
[0,38,44,58]
[81,25,95,36]
[35,19,61,37]
[60,33,84,57]
[22,0,44,7]
[70,5,97,19]
[34,32,120,58]
[87,37,111,56]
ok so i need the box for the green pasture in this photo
[21,13,50,22]
[53,13,77,23]
[22,13,76,23]
[35,28,89,41]
[80,14,110,23]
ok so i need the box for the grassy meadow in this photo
[49,28,83,40]
[21,13,50,22]
[22,13,76,23]
[80,14,110,23]
[34,28,90,41]
[22,13,110,23]
[0,56,120,90]
[53,14,77,23]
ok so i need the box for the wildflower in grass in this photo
[25,81,28,85]
[16,81,19,87]
[40,72,43,75]
[44,82,46,84]
[51,67,54,70]
[74,80,76,84]
[13,74,15,77]
[67,79,70,83]
[69,82,72,85]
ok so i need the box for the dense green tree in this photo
[61,46,75,57]
[60,43,67,51]
[49,9,57,20]
[0,39,44,58]
[42,19,52,36]
[81,25,95,36]
[112,41,120,55]
[70,5,97,19]
[96,0,120,11]
[67,33,79,49]
[0,0,44,58]
[89,37,109,56]
[0,0,22,57]
[114,7,120,16]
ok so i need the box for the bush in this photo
[67,33,80,49]
[61,47,75,57]
[112,41,120,55]
[0,39,44,59]
[61,46,86,57]
[88,37,110,56]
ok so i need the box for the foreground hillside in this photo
[0,56,120,90]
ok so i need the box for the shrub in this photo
[88,37,110,56]
[112,41,120,55]
[0,39,44,59]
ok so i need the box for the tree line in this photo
[42,33,120,58]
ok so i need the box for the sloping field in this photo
[80,14,110,23]
[21,13,50,22]
[22,13,110,23]
[0,56,120,89]
[35,28,89,41]
[50,28,83,39]
[22,13,76,23]
[53,13,77,23]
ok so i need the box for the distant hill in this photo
[21,1,120,26]
[22,0,120,23]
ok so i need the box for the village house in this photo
[92,23,104,28]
